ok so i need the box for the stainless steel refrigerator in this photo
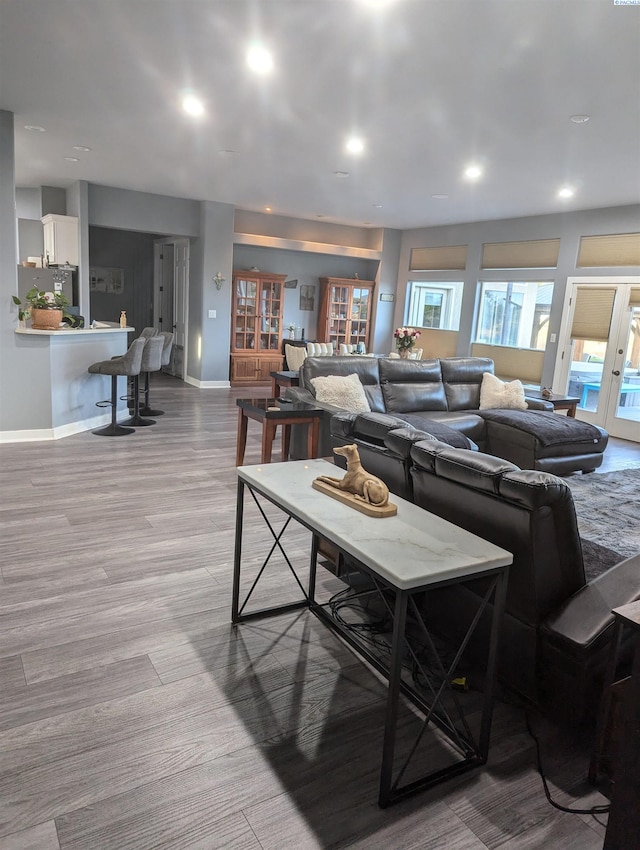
[17,266,77,306]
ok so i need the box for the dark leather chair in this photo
[406,440,640,723]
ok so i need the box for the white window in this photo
[474,281,553,350]
[406,282,463,330]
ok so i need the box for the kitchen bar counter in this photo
[15,323,134,336]
[5,326,134,441]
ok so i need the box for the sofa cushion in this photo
[310,373,371,413]
[378,358,448,412]
[441,357,493,411]
[301,356,385,412]
[480,408,606,448]
[479,372,527,410]
[399,410,487,445]
[411,442,520,495]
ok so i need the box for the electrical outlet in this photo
[550,333,557,343]
[208,309,217,319]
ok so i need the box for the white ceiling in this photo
[1,0,639,231]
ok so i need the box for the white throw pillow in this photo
[310,373,371,413]
[479,372,528,410]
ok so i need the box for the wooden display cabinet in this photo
[231,270,287,385]
[318,277,375,352]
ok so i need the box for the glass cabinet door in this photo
[349,287,370,346]
[234,278,257,350]
[259,280,282,351]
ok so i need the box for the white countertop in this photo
[237,459,512,590]
[15,325,134,336]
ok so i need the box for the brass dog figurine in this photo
[315,444,390,507]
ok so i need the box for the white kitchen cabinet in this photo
[41,214,78,266]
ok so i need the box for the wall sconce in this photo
[212,271,225,290]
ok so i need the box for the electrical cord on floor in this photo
[525,711,610,816]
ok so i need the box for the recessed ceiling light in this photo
[182,94,204,117]
[24,125,46,132]
[372,203,383,208]
[558,186,575,199]
[73,145,91,152]
[464,165,483,181]
[431,194,449,200]
[247,44,274,75]
[570,115,590,124]
[333,171,350,179]
[64,156,80,163]
[346,137,365,155]
[265,206,272,212]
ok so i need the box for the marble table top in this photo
[237,459,512,591]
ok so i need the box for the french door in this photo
[555,277,640,442]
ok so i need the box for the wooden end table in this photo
[236,397,322,465]
[270,369,300,399]
[524,388,580,417]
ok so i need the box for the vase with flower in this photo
[394,326,421,358]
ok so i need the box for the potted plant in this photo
[13,287,71,330]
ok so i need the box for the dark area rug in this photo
[565,468,640,570]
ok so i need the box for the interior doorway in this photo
[153,237,190,379]
[555,277,640,441]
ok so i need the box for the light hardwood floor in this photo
[1,376,638,850]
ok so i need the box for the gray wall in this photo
[89,226,159,333]
[232,244,379,341]
[397,204,640,386]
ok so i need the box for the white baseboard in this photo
[184,376,231,389]
[0,413,111,443]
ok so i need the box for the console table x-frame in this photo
[232,459,511,808]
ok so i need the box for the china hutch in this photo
[317,277,375,352]
[230,270,287,385]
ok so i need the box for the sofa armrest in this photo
[283,386,347,417]
[284,386,316,405]
[525,397,554,411]
[541,553,640,656]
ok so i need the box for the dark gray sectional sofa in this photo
[286,355,608,475]
[390,439,640,722]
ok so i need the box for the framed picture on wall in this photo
[90,267,124,294]
[299,284,315,311]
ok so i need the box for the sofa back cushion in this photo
[379,358,448,412]
[300,356,385,412]
[409,442,586,626]
[440,357,494,411]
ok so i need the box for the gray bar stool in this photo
[127,327,158,409]
[140,331,174,417]
[88,338,145,436]
[122,335,165,427]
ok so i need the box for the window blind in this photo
[481,239,560,269]
[570,287,615,341]
[409,245,468,271]
[577,233,640,268]
[628,287,640,306]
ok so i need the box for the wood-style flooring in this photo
[1,376,639,850]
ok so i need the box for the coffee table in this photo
[236,397,323,465]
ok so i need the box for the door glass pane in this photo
[615,307,640,422]
[570,339,607,413]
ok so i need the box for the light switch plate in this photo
[208,309,216,319]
